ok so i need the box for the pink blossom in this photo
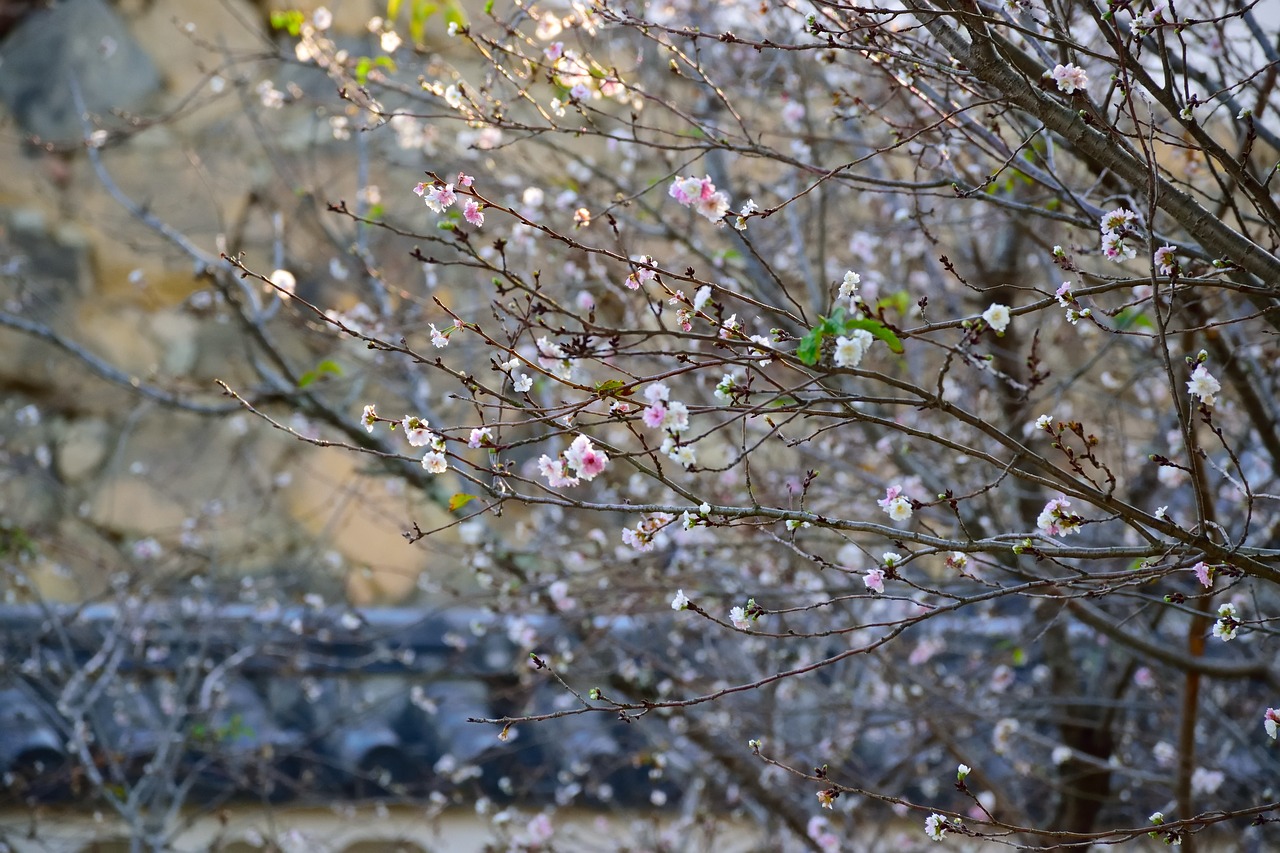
[669,175,731,222]
[1037,496,1081,536]
[526,813,554,844]
[644,382,670,404]
[877,485,913,521]
[1102,230,1137,261]
[456,172,475,187]
[1100,207,1138,234]
[565,434,608,480]
[1050,63,1088,94]
[468,427,492,448]
[642,403,667,429]
[1055,281,1073,307]
[621,527,652,551]
[421,451,447,473]
[668,176,705,206]
[1154,245,1177,275]
[1192,561,1213,588]
[662,400,690,434]
[909,637,945,666]
[694,190,730,222]
[537,454,580,488]
[864,568,885,594]
[544,42,564,62]
[1265,708,1279,739]
[462,199,484,226]
[621,512,672,552]
[422,183,457,212]
[624,263,656,290]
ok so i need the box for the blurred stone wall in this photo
[0,0,460,606]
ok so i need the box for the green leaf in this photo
[388,0,403,21]
[796,326,824,366]
[355,56,373,85]
[841,318,905,354]
[443,0,467,30]
[270,10,305,36]
[298,359,343,387]
[1114,309,1153,330]
[796,309,847,366]
[410,0,439,43]
[448,493,476,512]
[594,379,628,396]
[1011,647,1027,667]
[484,0,494,13]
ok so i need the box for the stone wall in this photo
[0,0,464,606]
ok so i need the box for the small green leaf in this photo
[594,379,628,396]
[316,359,343,377]
[1012,647,1026,667]
[270,10,305,36]
[796,327,824,366]
[842,318,905,354]
[1114,309,1153,330]
[449,493,476,512]
[443,0,467,30]
[388,0,403,21]
[355,56,373,85]
[484,0,494,13]
[297,371,317,388]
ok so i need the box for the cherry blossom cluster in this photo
[833,330,874,368]
[621,255,657,290]
[537,435,609,488]
[1212,602,1240,641]
[1131,1,1171,36]
[1099,207,1140,262]
[1049,63,1088,94]
[1054,282,1089,325]
[925,812,956,842]
[838,270,860,301]
[668,175,731,223]
[640,382,697,468]
[621,512,674,552]
[413,173,484,227]
[403,415,448,473]
[1037,496,1081,537]
[877,485,913,521]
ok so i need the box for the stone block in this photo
[0,0,161,142]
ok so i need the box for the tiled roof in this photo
[0,604,673,809]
